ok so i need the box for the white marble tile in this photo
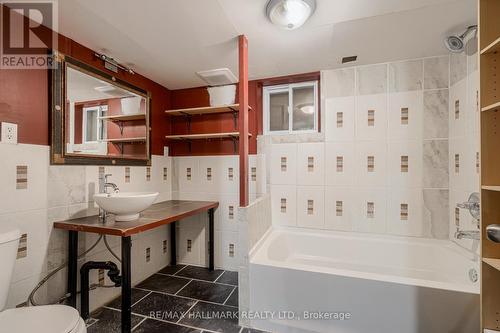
[270,143,297,185]
[177,216,204,265]
[387,91,423,140]
[450,52,467,86]
[296,186,325,229]
[356,64,388,95]
[324,186,354,231]
[325,142,355,187]
[352,188,387,234]
[423,89,449,139]
[388,59,423,92]
[449,77,467,139]
[422,140,449,188]
[270,185,297,226]
[387,140,423,188]
[422,189,449,239]
[386,188,423,237]
[355,94,387,141]
[219,231,239,271]
[354,141,387,187]
[321,68,355,98]
[176,156,200,192]
[0,144,48,215]
[466,70,480,137]
[424,56,449,89]
[324,97,355,142]
[296,142,325,186]
[47,165,86,208]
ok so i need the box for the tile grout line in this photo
[102,306,224,333]
[131,317,147,331]
[213,270,226,283]
[175,279,193,295]
[133,287,239,309]
[173,265,189,276]
[223,286,237,306]
[176,300,198,324]
[131,291,152,307]
[156,272,236,287]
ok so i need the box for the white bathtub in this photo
[249,228,479,333]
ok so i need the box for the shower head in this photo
[444,25,477,53]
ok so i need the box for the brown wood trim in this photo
[238,35,249,208]
[53,201,219,237]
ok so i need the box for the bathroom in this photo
[0,0,498,332]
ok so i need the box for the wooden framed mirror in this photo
[50,53,151,165]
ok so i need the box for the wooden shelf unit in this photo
[99,113,146,121]
[480,0,500,330]
[165,104,251,116]
[481,37,500,55]
[165,132,251,140]
[102,137,147,143]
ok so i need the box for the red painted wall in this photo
[0,10,171,155]
[167,73,319,156]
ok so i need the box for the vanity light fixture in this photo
[94,52,135,74]
[266,0,316,30]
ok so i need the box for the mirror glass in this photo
[64,65,148,160]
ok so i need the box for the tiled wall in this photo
[263,55,468,239]
[171,155,266,271]
[0,142,172,311]
[448,39,480,250]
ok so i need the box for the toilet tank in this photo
[0,230,20,311]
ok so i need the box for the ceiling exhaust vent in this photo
[196,68,238,87]
[341,56,357,64]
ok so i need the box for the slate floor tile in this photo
[180,301,241,333]
[87,308,142,333]
[176,265,224,282]
[136,274,190,294]
[132,292,196,323]
[177,280,234,304]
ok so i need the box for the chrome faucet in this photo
[99,173,120,194]
[98,173,120,222]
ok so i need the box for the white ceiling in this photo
[56,0,477,90]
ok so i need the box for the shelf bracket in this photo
[232,136,238,154]
[232,111,238,130]
[179,112,192,133]
[117,121,124,135]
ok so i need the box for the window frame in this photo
[263,80,318,135]
[82,105,108,143]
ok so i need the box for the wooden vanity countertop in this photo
[53,200,219,237]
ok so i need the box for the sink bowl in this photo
[94,192,159,222]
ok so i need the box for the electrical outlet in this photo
[1,122,18,144]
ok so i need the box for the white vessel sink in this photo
[94,192,159,221]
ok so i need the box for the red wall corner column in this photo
[238,35,249,207]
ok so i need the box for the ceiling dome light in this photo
[266,0,316,30]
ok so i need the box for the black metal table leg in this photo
[170,222,176,266]
[121,236,132,333]
[67,230,78,308]
[208,208,214,271]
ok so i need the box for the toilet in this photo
[0,229,86,333]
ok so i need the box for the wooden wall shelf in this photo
[102,137,147,144]
[99,113,146,122]
[482,102,500,112]
[481,37,500,55]
[165,132,252,140]
[484,258,500,271]
[165,104,251,116]
[483,186,500,192]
